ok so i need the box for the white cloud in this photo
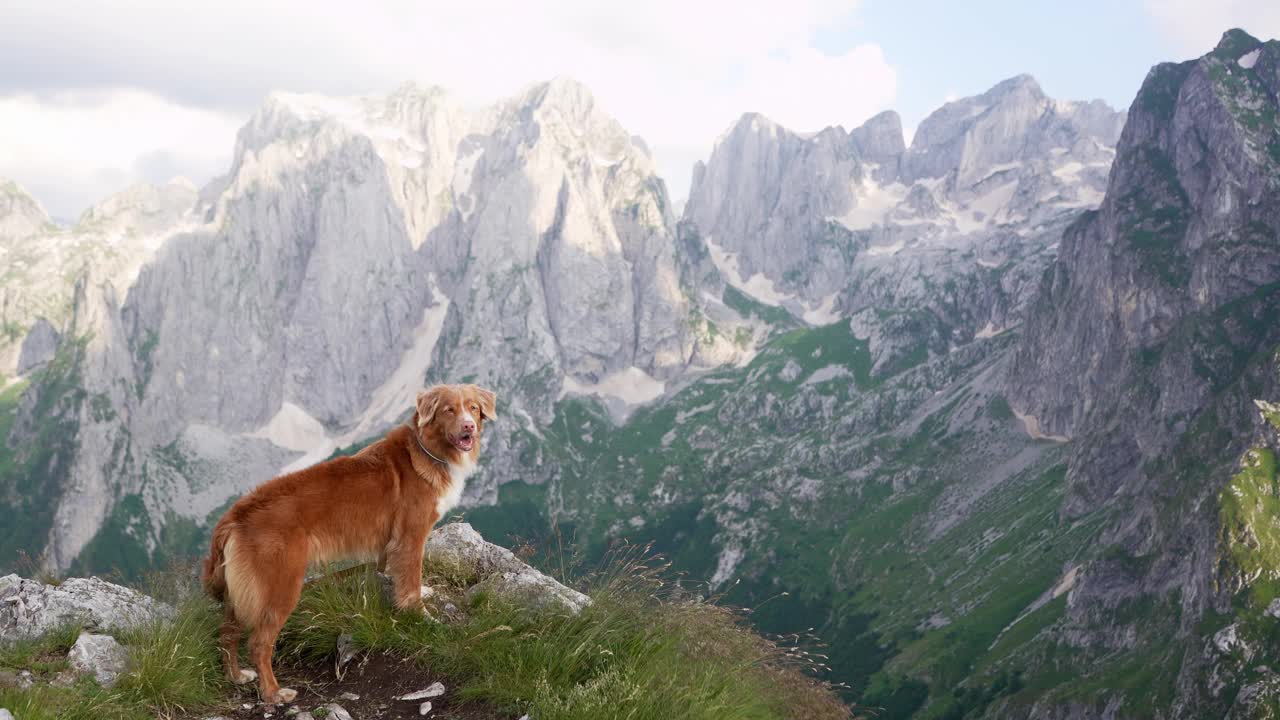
[1143,0,1280,54]
[0,0,897,215]
[0,91,241,220]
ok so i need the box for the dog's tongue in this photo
[456,435,474,451]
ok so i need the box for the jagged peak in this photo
[518,75,598,116]
[0,177,55,239]
[74,179,198,233]
[985,73,1047,100]
[856,109,904,131]
[1215,28,1261,56]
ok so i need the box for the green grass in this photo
[1220,447,1280,607]
[0,550,852,720]
[280,551,853,720]
[0,579,226,720]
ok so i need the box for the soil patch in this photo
[199,651,514,719]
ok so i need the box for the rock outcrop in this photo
[0,574,173,642]
[425,522,590,615]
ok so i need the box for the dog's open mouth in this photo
[451,431,475,452]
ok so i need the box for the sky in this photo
[1,0,1278,221]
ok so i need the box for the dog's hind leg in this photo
[220,604,256,685]
[249,548,306,705]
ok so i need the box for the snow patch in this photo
[801,365,851,387]
[1239,49,1261,69]
[561,367,665,406]
[865,239,905,257]
[967,181,1018,224]
[249,402,328,452]
[828,176,908,231]
[1052,161,1083,183]
[975,258,1001,269]
[803,293,841,325]
[704,235,793,306]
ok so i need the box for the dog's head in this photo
[412,384,497,459]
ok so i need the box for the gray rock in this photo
[67,631,130,687]
[321,704,353,720]
[426,523,590,615]
[0,574,173,642]
[467,570,591,616]
[16,317,58,373]
[1266,598,1280,619]
[395,682,445,701]
[0,709,12,720]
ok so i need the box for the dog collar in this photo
[406,423,449,466]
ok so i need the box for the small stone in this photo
[335,633,357,677]
[339,691,360,701]
[67,631,131,687]
[243,703,256,710]
[286,709,301,717]
[395,681,446,700]
[419,700,433,715]
[0,709,14,720]
[17,670,34,689]
[1266,598,1280,619]
[322,704,353,720]
[295,714,315,720]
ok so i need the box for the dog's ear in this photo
[415,386,444,428]
[466,385,497,421]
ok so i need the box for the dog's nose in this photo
[462,420,476,434]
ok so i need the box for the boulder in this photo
[425,523,590,615]
[67,631,129,687]
[0,574,173,642]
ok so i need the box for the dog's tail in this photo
[202,520,235,602]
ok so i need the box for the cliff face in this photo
[1005,30,1280,718]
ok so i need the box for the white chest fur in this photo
[436,454,476,518]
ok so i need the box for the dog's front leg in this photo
[387,538,427,612]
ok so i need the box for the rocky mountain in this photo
[2,28,1279,720]
[461,30,1280,719]
[683,74,1123,375]
[0,77,770,575]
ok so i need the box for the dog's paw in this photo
[234,668,258,685]
[270,687,297,704]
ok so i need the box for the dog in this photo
[201,383,496,703]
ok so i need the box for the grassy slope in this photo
[0,550,850,720]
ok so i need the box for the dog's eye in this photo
[444,407,455,414]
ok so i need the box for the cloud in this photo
[1143,0,1280,54]
[0,1,897,215]
[0,90,240,220]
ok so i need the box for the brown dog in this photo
[201,383,496,703]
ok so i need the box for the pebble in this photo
[395,682,445,701]
[419,700,433,715]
